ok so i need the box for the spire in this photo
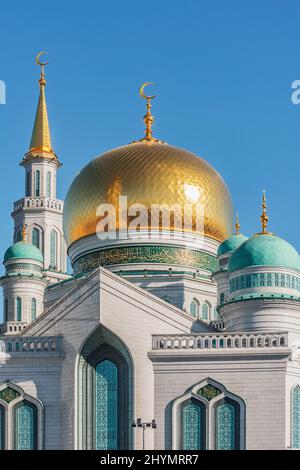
[133,82,164,144]
[29,52,53,153]
[23,52,60,164]
[260,190,269,233]
[235,212,240,235]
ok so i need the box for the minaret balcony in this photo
[13,197,64,213]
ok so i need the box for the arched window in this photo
[25,171,31,197]
[173,380,244,450]
[15,402,37,450]
[50,230,57,268]
[213,306,219,320]
[34,170,40,197]
[0,383,43,450]
[220,293,225,305]
[4,298,8,323]
[46,171,51,198]
[201,303,209,321]
[292,385,300,448]
[189,299,199,317]
[32,228,40,249]
[95,360,118,450]
[182,400,205,450]
[16,297,22,322]
[31,299,37,321]
[215,401,237,450]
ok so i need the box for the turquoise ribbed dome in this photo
[228,234,300,273]
[217,234,248,257]
[4,242,43,263]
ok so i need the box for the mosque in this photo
[0,54,300,451]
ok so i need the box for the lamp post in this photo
[132,418,157,450]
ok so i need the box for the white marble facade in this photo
[1,69,300,451]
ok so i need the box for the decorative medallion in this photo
[0,387,20,403]
[197,384,221,401]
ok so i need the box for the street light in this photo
[132,418,157,450]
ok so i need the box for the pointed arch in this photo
[172,377,245,450]
[76,325,134,450]
[0,381,44,450]
[189,298,199,318]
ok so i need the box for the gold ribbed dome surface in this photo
[63,141,233,247]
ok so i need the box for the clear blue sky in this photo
[0,0,300,281]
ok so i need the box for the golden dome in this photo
[63,141,233,247]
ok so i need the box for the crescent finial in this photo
[35,51,49,86]
[132,81,164,144]
[139,82,157,101]
[36,51,49,67]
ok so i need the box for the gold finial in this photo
[36,51,49,86]
[24,52,60,161]
[138,82,161,143]
[235,212,240,235]
[260,190,269,233]
[21,224,27,242]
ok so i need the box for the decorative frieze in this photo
[73,245,218,274]
[230,272,300,293]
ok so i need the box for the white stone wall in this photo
[221,299,300,342]
[19,267,205,449]
[150,349,290,449]
[0,355,63,449]
[1,265,299,450]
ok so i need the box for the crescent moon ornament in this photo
[139,82,156,100]
[35,51,49,67]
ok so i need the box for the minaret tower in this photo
[11,53,68,283]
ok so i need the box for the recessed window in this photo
[34,170,40,197]
[50,230,58,268]
[46,171,51,198]
[189,299,199,317]
[31,299,37,321]
[16,297,22,322]
[32,228,40,249]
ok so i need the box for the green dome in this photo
[4,242,43,263]
[217,234,248,257]
[228,234,300,273]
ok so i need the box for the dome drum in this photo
[69,235,220,276]
[227,265,300,301]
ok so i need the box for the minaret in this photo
[11,53,68,283]
[0,225,47,334]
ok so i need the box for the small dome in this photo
[4,242,43,263]
[217,234,248,257]
[228,234,300,273]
